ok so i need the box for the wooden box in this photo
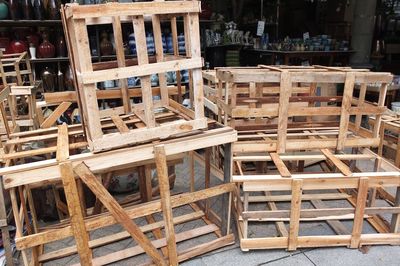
[62,2,207,152]
[215,65,393,153]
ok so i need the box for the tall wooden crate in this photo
[61,2,207,152]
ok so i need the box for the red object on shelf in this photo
[8,39,28,53]
[38,32,55,58]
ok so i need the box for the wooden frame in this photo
[62,2,207,152]
[0,120,237,265]
[0,51,34,87]
[214,66,392,153]
[233,148,400,251]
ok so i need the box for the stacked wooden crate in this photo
[0,2,238,265]
[211,66,400,250]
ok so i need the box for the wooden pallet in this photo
[214,65,392,153]
[233,148,400,251]
[61,2,207,152]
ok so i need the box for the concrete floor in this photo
[16,156,400,265]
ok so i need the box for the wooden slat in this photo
[112,16,131,113]
[56,124,69,162]
[269,152,291,177]
[277,72,291,153]
[154,145,178,265]
[350,177,369,248]
[132,15,155,128]
[60,162,93,265]
[320,149,352,176]
[111,115,130,133]
[40,102,72,129]
[152,14,169,105]
[73,163,166,265]
[337,72,355,150]
[288,179,302,251]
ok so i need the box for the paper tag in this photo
[256,21,265,36]
[303,32,310,41]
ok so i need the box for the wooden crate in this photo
[0,51,34,87]
[215,65,393,153]
[0,121,237,265]
[61,2,207,152]
[233,148,400,251]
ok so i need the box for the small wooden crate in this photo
[61,2,207,152]
[215,65,393,153]
[233,148,400,251]
[0,51,34,87]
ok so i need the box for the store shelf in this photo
[0,20,62,27]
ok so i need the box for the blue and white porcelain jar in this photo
[166,33,173,53]
[128,33,136,56]
[146,33,155,55]
[181,69,189,83]
[178,33,186,54]
[162,34,167,53]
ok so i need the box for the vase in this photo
[33,0,44,20]
[38,32,55,58]
[21,0,33,20]
[9,0,19,20]
[56,35,67,57]
[41,67,56,92]
[29,43,36,59]
[100,31,113,56]
[9,37,27,53]
[64,65,74,91]
[26,30,40,47]
[47,0,60,20]
[0,0,8,19]
[57,67,64,92]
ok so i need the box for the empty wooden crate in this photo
[62,2,207,152]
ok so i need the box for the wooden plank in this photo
[65,1,201,19]
[56,124,69,162]
[390,187,400,233]
[152,14,169,105]
[337,72,356,150]
[40,102,72,129]
[73,163,166,265]
[288,179,303,251]
[373,83,389,138]
[269,152,291,177]
[60,162,92,265]
[185,13,204,120]
[354,83,367,131]
[264,191,288,237]
[350,177,369,248]
[133,15,155,128]
[112,16,131,113]
[111,115,130,133]
[277,72,291,153]
[154,145,178,265]
[320,149,352,176]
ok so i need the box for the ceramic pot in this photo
[57,68,64,91]
[9,37,27,53]
[0,0,8,19]
[33,0,44,20]
[64,65,74,91]
[21,0,33,20]
[100,31,113,56]
[41,67,56,92]
[9,0,19,20]
[26,30,40,47]
[38,32,55,58]
[56,35,66,57]
[47,0,60,19]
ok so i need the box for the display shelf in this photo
[0,20,62,27]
